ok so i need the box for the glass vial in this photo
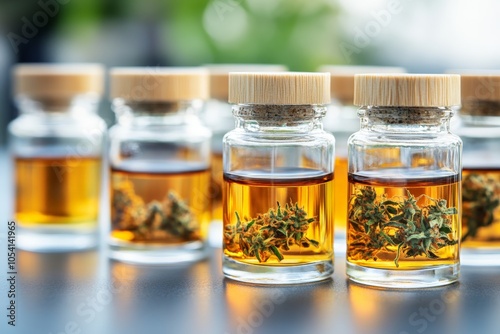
[108,67,211,264]
[203,64,287,225]
[9,64,105,252]
[453,73,500,265]
[319,65,406,245]
[347,74,462,288]
[223,72,335,284]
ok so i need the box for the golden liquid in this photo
[334,157,348,232]
[223,168,334,265]
[110,167,211,244]
[15,156,101,226]
[334,147,401,233]
[210,153,223,221]
[347,172,460,270]
[462,168,500,248]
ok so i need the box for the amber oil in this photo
[223,168,334,265]
[347,170,460,271]
[15,156,101,226]
[110,165,211,246]
[461,168,500,248]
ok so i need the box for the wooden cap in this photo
[458,72,500,102]
[110,67,209,101]
[318,65,406,104]
[14,63,104,98]
[229,72,330,105]
[205,64,287,101]
[354,74,461,107]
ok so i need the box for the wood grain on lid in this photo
[229,72,330,105]
[354,74,461,107]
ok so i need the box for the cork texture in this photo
[361,107,452,125]
[461,99,500,117]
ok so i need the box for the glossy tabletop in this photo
[0,149,499,334]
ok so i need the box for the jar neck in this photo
[459,99,500,126]
[112,99,203,127]
[232,104,326,133]
[16,95,100,115]
[358,106,453,133]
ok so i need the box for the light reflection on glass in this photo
[224,280,256,327]
[348,283,382,329]
[348,282,462,334]
[224,279,333,333]
[108,261,140,308]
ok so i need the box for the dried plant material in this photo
[224,201,319,263]
[112,179,198,242]
[348,186,458,267]
[462,173,500,241]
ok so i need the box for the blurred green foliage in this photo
[165,0,342,70]
[1,0,342,70]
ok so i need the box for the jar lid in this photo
[229,72,330,105]
[205,64,287,101]
[110,67,209,101]
[354,74,461,107]
[458,72,500,102]
[318,65,406,104]
[14,63,105,98]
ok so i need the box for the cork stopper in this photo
[318,65,406,104]
[14,63,104,98]
[354,74,461,107]
[110,67,209,102]
[229,72,330,105]
[205,64,287,101]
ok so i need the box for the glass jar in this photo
[453,73,500,265]
[108,67,211,264]
[319,65,406,245]
[223,72,335,284]
[347,74,462,288]
[9,64,105,252]
[203,64,287,226]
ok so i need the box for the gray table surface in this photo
[1,149,499,334]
